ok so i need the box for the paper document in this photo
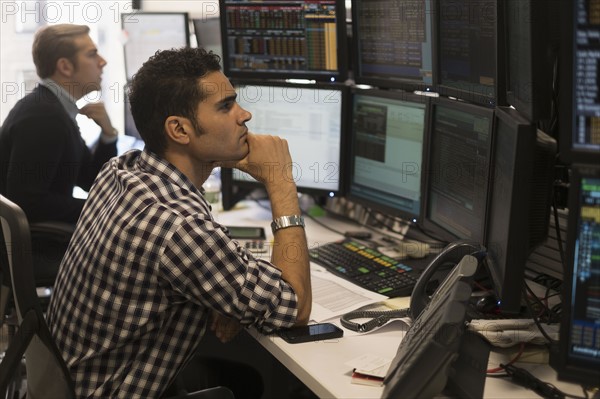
[309,263,387,322]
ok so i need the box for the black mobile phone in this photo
[277,323,344,344]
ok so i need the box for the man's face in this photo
[70,34,106,95]
[188,71,252,165]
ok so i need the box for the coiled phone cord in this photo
[340,309,410,332]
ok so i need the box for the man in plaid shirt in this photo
[47,47,312,398]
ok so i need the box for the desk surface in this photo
[218,201,584,399]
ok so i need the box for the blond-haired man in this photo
[0,24,117,224]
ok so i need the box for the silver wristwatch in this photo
[271,215,305,234]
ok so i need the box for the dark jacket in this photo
[0,85,117,224]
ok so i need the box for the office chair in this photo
[0,213,74,319]
[29,220,74,287]
[0,195,235,399]
[0,194,76,398]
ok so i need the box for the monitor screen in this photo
[486,106,556,314]
[123,86,141,139]
[122,12,190,82]
[423,97,494,243]
[559,0,600,164]
[436,0,503,107]
[351,0,435,91]
[347,89,429,223]
[551,164,600,386]
[192,17,223,61]
[219,0,348,82]
[222,80,347,206]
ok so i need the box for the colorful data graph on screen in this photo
[574,177,600,325]
[223,1,338,73]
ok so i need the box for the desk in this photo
[217,201,584,399]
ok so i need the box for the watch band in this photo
[271,215,305,234]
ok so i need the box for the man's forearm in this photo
[267,182,312,325]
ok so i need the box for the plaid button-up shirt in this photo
[47,149,298,398]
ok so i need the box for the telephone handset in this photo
[409,240,488,320]
[340,240,490,332]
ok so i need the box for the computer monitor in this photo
[221,80,348,209]
[486,106,557,314]
[435,0,505,107]
[192,17,223,61]
[219,0,348,82]
[351,0,435,91]
[346,89,429,224]
[422,97,494,243]
[550,163,600,386]
[122,12,190,82]
[503,0,558,122]
[558,0,600,164]
[123,86,141,139]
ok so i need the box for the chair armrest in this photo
[168,386,235,399]
[30,222,75,243]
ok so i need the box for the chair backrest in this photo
[0,195,75,398]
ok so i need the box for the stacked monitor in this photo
[551,164,600,385]
[345,0,558,317]
[551,0,600,387]
[221,80,348,209]
[117,0,562,323]
[218,1,350,208]
[435,0,504,107]
[351,0,435,91]
[559,0,600,165]
[347,89,429,224]
[219,0,348,82]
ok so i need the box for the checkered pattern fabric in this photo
[47,149,298,398]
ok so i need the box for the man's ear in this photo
[55,58,75,77]
[164,116,192,145]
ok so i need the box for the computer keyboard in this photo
[308,239,421,297]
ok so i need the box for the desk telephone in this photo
[341,241,493,331]
[227,225,268,255]
[380,241,492,399]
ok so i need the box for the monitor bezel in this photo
[485,106,539,314]
[221,79,349,205]
[350,0,437,93]
[434,0,506,108]
[503,0,556,123]
[219,0,349,83]
[345,88,431,225]
[121,12,191,83]
[552,163,600,385]
[421,96,496,244]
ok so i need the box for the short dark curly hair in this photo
[128,47,222,156]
